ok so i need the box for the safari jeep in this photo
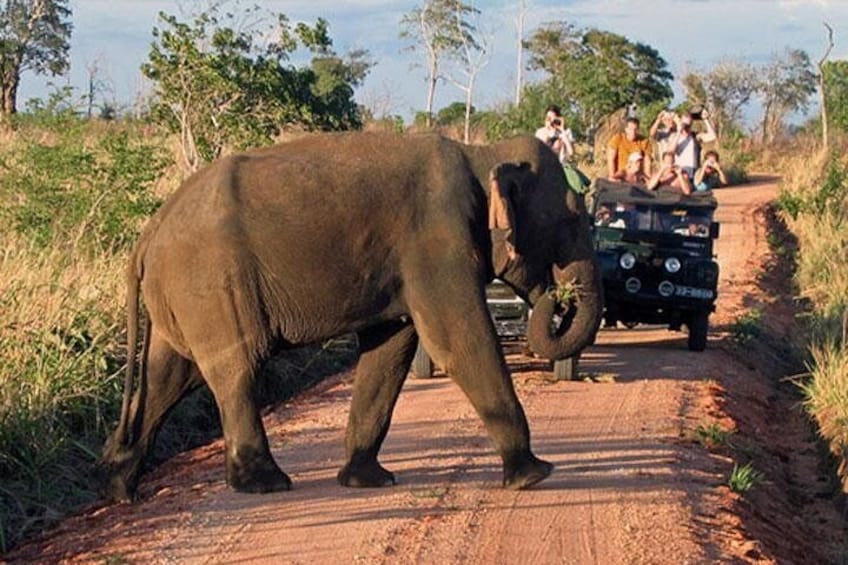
[591,179,720,351]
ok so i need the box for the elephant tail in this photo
[116,250,149,446]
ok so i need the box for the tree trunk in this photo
[761,100,772,145]
[464,77,474,144]
[426,57,438,128]
[819,23,834,152]
[1,76,18,116]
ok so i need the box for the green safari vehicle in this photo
[591,179,720,351]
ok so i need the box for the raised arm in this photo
[698,111,717,144]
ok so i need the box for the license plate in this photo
[674,286,714,299]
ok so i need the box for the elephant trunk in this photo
[526,258,603,360]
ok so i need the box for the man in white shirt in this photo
[535,105,574,164]
[671,109,717,179]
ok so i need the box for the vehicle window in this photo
[665,207,714,237]
[594,201,637,229]
[595,201,714,237]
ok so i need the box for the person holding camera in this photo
[671,108,717,179]
[693,150,728,191]
[650,109,678,156]
[535,105,574,163]
[647,150,693,194]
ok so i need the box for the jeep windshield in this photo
[592,181,717,238]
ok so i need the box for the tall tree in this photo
[143,4,371,171]
[400,0,479,128]
[0,0,72,116]
[525,22,673,144]
[758,48,816,144]
[442,0,487,143]
[681,58,758,139]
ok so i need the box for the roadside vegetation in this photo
[776,138,848,495]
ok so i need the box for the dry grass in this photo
[0,231,127,551]
[801,339,848,484]
[776,137,848,494]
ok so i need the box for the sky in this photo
[19,0,848,125]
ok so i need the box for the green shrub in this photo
[730,309,763,344]
[728,461,764,494]
[0,125,170,253]
[695,422,735,449]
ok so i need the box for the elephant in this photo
[99,132,603,502]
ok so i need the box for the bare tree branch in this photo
[818,21,834,151]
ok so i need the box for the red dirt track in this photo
[5,176,846,564]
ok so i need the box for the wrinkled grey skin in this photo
[100,132,602,502]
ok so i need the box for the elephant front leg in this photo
[338,320,417,487]
[408,277,553,490]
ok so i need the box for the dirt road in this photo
[7,177,846,564]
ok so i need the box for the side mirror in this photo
[710,222,720,239]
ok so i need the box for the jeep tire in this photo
[411,341,434,378]
[687,310,710,352]
[553,356,579,381]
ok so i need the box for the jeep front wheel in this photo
[687,310,710,352]
[411,341,434,378]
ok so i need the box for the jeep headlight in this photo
[619,252,636,270]
[664,257,681,273]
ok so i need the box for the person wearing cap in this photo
[535,104,574,163]
[671,109,717,179]
[607,116,651,180]
[611,150,648,184]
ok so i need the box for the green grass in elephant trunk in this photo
[100,132,602,502]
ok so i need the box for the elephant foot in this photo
[337,459,397,488]
[98,463,140,503]
[97,443,143,503]
[226,448,292,493]
[502,452,554,490]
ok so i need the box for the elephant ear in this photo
[488,162,529,261]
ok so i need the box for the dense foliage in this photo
[143,5,372,169]
[823,60,848,135]
[524,23,673,142]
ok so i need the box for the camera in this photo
[689,105,704,120]
[551,118,562,127]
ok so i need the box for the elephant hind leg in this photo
[191,342,290,494]
[100,330,202,502]
[338,320,417,488]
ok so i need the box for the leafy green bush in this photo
[778,158,848,221]
[0,125,169,252]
